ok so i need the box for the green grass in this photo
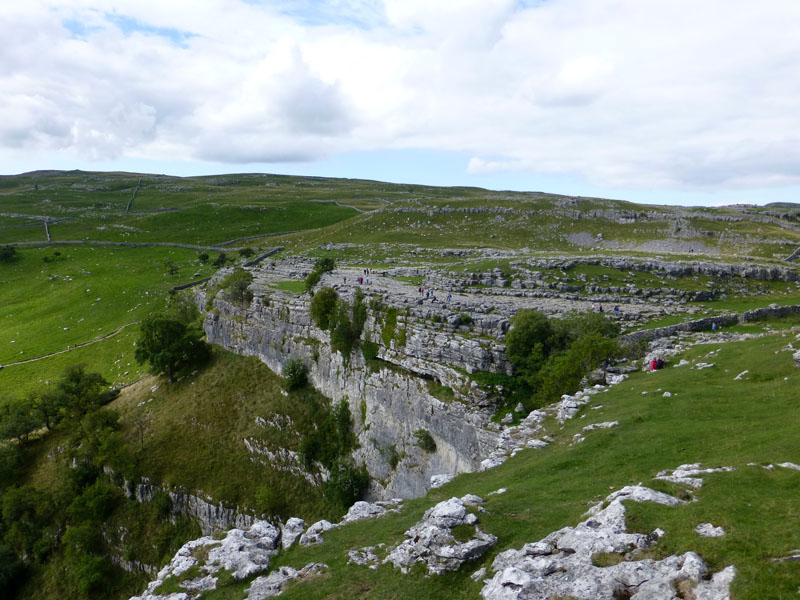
[112,348,337,520]
[0,246,211,366]
[246,329,800,600]
[273,280,306,293]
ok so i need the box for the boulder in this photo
[281,517,305,550]
[246,563,327,599]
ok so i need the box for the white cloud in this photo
[2,0,800,190]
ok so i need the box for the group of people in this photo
[590,303,622,317]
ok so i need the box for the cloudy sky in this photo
[3,0,800,205]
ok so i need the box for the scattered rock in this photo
[246,563,327,599]
[583,421,619,432]
[776,462,800,471]
[340,501,387,524]
[481,485,735,600]
[654,463,736,488]
[383,496,497,575]
[430,474,455,488]
[734,370,749,380]
[281,518,305,550]
[131,520,281,600]
[695,523,726,538]
[299,520,336,546]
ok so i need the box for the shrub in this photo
[198,252,209,263]
[414,429,436,452]
[304,270,322,293]
[238,248,255,258]
[324,460,368,510]
[282,359,308,391]
[212,252,228,267]
[361,340,379,362]
[0,246,17,263]
[381,307,398,346]
[310,287,338,330]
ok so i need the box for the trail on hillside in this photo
[1,321,139,368]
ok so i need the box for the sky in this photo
[2,0,800,206]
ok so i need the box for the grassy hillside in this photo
[224,323,800,600]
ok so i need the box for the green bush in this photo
[238,248,255,258]
[361,341,379,362]
[324,460,368,510]
[381,307,398,346]
[413,429,436,452]
[304,269,322,293]
[282,359,308,391]
[310,287,338,330]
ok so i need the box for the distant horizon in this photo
[4,2,800,209]
[4,162,800,210]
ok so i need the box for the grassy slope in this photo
[219,328,800,600]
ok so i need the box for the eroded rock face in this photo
[203,291,501,500]
[130,520,281,600]
[480,486,735,600]
[383,495,497,575]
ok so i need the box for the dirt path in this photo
[1,321,139,368]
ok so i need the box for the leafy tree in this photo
[315,257,335,273]
[212,252,227,267]
[304,269,322,293]
[0,246,17,263]
[135,318,210,383]
[198,252,209,264]
[0,399,40,445]
[304,257,335,292]
[238,247,255,258]
[228,277,253,305]
[309,287,338,330]
[324,460,368,509]
[67,479,119,522]
[282,359,308,392]
[31,389,64,431]
[505,309,556,381]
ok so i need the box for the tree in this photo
[238,248,255,258]
[0,246,17,263]
[135,317,210,383]
[212,252,227,267]
[198,252,209,264]
[0,400,40,445]
[282,359,308,391]
[309,287,338,330]
[505,309,556,381]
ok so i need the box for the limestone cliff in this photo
[200,283,504,500]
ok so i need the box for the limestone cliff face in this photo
[200,290,503,500]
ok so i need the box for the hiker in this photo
[599,304,603,313]
[614,305,620,317]
[656,357,665,370]
[446,293,452,303]
[651,359,658,372]
[712,322,717,332]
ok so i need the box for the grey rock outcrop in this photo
[481,486,736,600]
[131,520,281,600]
[280,518,305,550]
[246,563,328,599]
[383,495,497,575]
[134,481,255,535]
